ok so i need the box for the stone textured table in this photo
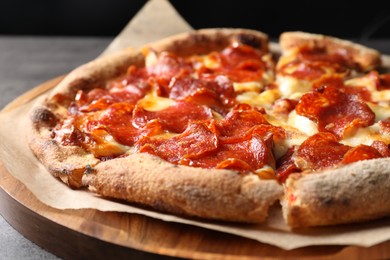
[1,36,390,259]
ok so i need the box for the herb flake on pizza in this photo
[28,28,390,228]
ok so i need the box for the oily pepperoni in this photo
[364,71,390,91]
[132,101,213,133]
[275,147,301,183]
[136,121,219,164]
[379,74,390,90]
[168,77,219,107]
[52,116,86,147]
[299,47,355,68]
[197,44,266,83]
[147,52,192,80]
[296,86,375,139]
[76,71,150,112]
[217,104,269,137]
[278,47,358,80]
[313,75,372,102]
[341,144,383,164]
[166,75,236,111]
[213,75,237,107]
[222,44,264,64]
[224,60,265,82]
[75,89,113,112]
[379,118,390,133]
[272,98,299,115]
[297,132,351,171]
[98,102,140,146]
[371,140,390,157]
[284,61,328,81]
[187,132,275,172]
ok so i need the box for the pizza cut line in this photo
[28,29,390,228]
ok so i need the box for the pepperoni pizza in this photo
[28,29,390,228]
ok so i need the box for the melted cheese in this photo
[233,81,263,92]
[372,90,390,103]
[88,129,130,157]
[367,102,390,122]
[276,75,312,99]
[137,93,175,111]
[236,89,280,108]
[341,124,390,146]
[203,55,220,69]
[144,50,158,68]
[345,76,376,92]
[287,110,318,136]
[255,165,276,179]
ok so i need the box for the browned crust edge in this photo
[27,28,284,223]
[82,153,283,223]
[142,28,269,56]
[279,31,382,70]
[282,158,390,228]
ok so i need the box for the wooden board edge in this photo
[1,76,64,113]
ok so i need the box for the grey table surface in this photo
[0,36,112,260]
[0,36,390,259]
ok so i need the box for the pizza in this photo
[27,28,390,228]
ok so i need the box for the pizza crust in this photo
[283,158,390,228]
[279,31,382,70]
[83,153,283,223]
[142,28,269,56]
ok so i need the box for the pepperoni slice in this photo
[379,118,390,133]
[313,75,371,102]
[147,52,192,80]
[275,147,301,182]
[371,140,390,157]
[296,86,375,139]
[133,101,213,133]
[187,131,275,172]
[297,132,351,171]
[98,103,140,146]
[298,47,355,69]
[363,71,390,91]
[283,61,327,81]
[379,73,390,90]
[278,46,359,81]
[136,121,219,164]
[168,77,219,106]
[76,67,151,112]
[197,44,267,83]
[341,144,383,164]
[272,98,298,115]
[217,104,269,136]
[222,44,264,64]
[167,75,237,110]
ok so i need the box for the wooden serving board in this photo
[1,78,390,259]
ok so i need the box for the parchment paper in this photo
[1,0,390,250]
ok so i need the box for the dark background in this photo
[0,0,390,39]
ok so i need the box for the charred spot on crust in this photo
[31,107,57,127]
[321,197,334,206]
[319,196,350,207]
[84,164,95,175]
[234,34,264,49]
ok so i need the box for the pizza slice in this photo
[28,29,283,223]
[273,32,390,227]
[276,31,381,99]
